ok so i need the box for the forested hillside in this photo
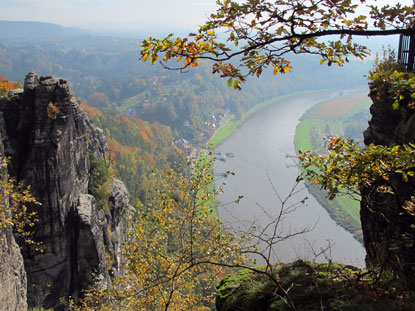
[0,21,375,205]
[0,21,372,143]
[0,75,22,96]
[81,103,185,203]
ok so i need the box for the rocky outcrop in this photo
[0,73,130,309]
[215,261,414,311]
[364,80,415,145]
[0,227,28,311]
[0,136,28,311]
[361,80,415,286]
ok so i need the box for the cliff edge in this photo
[360,78,415,286]
[0,73,130,310]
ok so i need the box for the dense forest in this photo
[80,103,185,203]
[0,21,372,144]
[0,21,375,205]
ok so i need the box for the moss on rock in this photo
[216,261,415,311]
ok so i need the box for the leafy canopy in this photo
[299,137,415,215]
[0,157,40,246]
[70,156,247,311]
[140,0,415,89]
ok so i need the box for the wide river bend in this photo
[214,91,366,267]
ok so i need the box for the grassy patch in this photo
[306,183,362,241]
[209,116,239,149]
[335,194,361,223]
[299,100,325,121]
[195,152,219,218]
[294,119,313,152]
[294,94,371,240]
[333,120,342,136]
[343,99,372,118]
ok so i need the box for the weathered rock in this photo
[107,178,133,277]
[0,135,28,311]
[73,194,111,298]
[0,73,130,309]
[109,178,130,228]
[364,80,415,146]
[89,127,109,159]
[361,80,415,287]
[216,261,414,311]
[0,227,28,311]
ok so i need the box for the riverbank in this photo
[208,90,327,149]
[208,90,366,241]
[294,93,371,242]
[213,90,366,266]
[205,91,323,217]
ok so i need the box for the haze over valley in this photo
[2,1,415,309]
[0,18,374,264]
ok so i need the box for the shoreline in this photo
[293,92,371,242]
[211,89,366,265]
[208,89,330,149]
[208,89,366,241]
[203,89,333,220]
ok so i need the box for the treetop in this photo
[140,0,415,89]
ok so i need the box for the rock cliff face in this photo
[0,135,28,311]
[0,73,130,309]
[364,80,415,145]
[362,80,415,286]
[0,226,28,311]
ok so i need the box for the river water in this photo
[213,91,366,267]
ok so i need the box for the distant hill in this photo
[0,20,89,41]
[0,19,375,143]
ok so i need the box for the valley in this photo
[2,11,415,309]
[213,91,366,267]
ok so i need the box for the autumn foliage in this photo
[80,102,185,203]
[0,76,22,97]
[70,157,245,311]
[0,157,40,246]
[140,0,414,88]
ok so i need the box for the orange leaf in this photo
[273,66,279,75]
[142,53,149,62]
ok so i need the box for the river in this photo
[213,91,366,267]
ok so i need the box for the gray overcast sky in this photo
[0,0,412,34]
[0,0,218,33]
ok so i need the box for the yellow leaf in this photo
[273,66,279,75]
[142,53,149,62]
